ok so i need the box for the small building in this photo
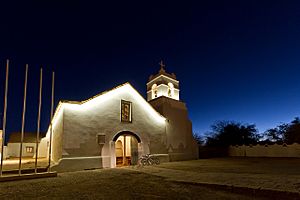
[38,66,198,171]
[7,132,44,158]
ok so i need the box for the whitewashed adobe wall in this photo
[38,137,49,158]
[229,143,300,157]
[46,83,167,170]
[51,106,64,162]
[62,84,166,156]
[7,143,37,158]
[38,103,64,160]
[3,146,7,159]
[150,97,199,161]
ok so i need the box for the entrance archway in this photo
[112,131,140,166]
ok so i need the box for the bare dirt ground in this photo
[0,168,267,200]
[0,157,299,199]
[131,157,300,194]
[1,158,48,171]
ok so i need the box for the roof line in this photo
[61,82,130,105]
[47,82,166,136]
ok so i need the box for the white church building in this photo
[38,65,198,171]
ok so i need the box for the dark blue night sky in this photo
[0,1,300,138]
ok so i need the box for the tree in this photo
[264,123,288,143]
[262,117,300,144]
[284,117,300,144]
[205,121,260,147]
[193,132,204,145]
[264,128,280,142]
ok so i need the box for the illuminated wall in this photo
[39,81,198,171]
[43,83,167,170]
[149,96,199,161]
[7,143,37,158]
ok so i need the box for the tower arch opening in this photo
[152,84,158,98]
[146,61,180,101]
[167,82,174,97]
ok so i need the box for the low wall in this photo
[51,156,112,172]
[7,143,37,158]
[169,152,197,161]
[153,154,170,163]
[52,154,170,172]
[198,146,228,158]
[229,143,300,157]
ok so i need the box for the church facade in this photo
[38,65,198,171]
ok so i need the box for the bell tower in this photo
[146,61,198,160]
[146,61,180,101]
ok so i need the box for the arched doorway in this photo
[112,131,140,167]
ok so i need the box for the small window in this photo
[121,100,132,122]
[97,134,105,144]
[26,146,34,153]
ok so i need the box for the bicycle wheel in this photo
[154,157,160,165]
[148,157,154,165]
[141,158,148,166]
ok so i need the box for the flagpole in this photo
[0,59,9,177]
[19,64,28,176]
[48,71,54,172]
[35,68,43,174]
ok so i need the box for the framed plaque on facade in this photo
[121,100,132,122]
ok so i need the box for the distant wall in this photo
[7,143,37,158]
[198,146,228,158]
[229,143,300,158]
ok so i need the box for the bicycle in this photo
[139,154,160,166]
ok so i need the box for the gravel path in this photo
[0,168,266,200]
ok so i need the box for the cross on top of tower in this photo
[159,60,165,69]
[159,60,166,73]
